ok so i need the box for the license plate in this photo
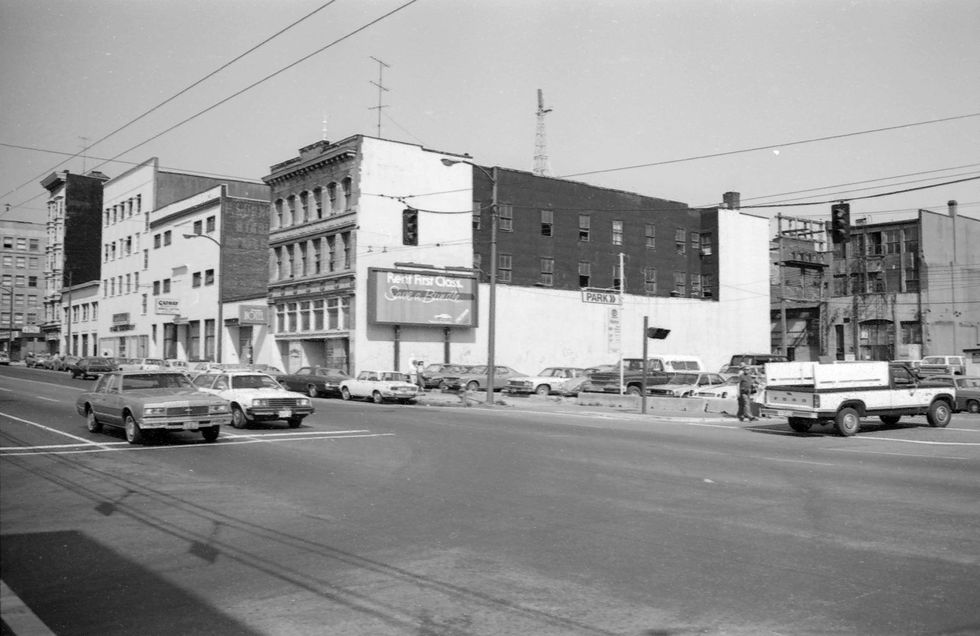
[771,410,792,417]
[183,422,199,430]
[278,410,292,418]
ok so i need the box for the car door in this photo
[95,374,123,426]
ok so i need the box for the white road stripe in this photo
[0,411,110,446]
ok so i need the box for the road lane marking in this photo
[0,410,112,447]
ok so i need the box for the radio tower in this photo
[533,89,552,176]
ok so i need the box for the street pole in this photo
[183,233,223,363]
[441,158,498,405]
[1,285,13,358]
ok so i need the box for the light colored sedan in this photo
[505,367,587,396]
[193,371,314,428]
[75,370,231,444]
[649,372,728,398]
[340,370,419,404]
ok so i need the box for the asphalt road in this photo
[2,365,979,636]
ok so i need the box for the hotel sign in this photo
[367,268,478,327]
[155,298,180,315]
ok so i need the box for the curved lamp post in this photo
[182,233,223,363]
[441,158,498,404]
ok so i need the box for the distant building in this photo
[39,169,109,356]
[263,135,770,374]
[96,157,269,361]
[1,219,46,359]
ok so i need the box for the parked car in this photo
[70,357,118,379]
[276,366,351,398]
[505,367,588,396]
[75,370,230,444]
[648,372,729,397]
[164,359,189,371]
[720,353,788,378]
[119,357,166,371]
[455,365,525,392]
[54,355,81,371]
[561,365,616,396]
[693,376,741,399]
[0,352,9,365]
[420,363,467,390]
[931,375,980,413]
[340,371,419,404]
[918,355,967,376]
[25,353,50,368]
[193,370,313,429]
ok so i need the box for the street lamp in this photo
[1,285,13,359]
[183,233,223,363]
[441,158,499,404]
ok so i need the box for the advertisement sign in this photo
[607,307,621,354]
[155,298,180,315]
[367,268,477,327]
[238,305,268,325]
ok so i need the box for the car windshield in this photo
[667,373,698,384]
[921,357,945,364]
[121,373,194,390]
[144,359,165,366]
[231,375,280,389]
[381,372,411,382]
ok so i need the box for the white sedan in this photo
[340,370,419,404]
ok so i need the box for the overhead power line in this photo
[558,112,980,180]
[1,0,339,201]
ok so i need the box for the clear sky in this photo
[2,0,978,226]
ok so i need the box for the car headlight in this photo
[143,406,167,416]
[209,403,230,414]
[298,398,311,406]
[253,399,269,407]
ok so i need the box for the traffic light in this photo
[402,208,418,245]
[646,327,671,339]
[831,203,850,244]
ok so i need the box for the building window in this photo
[144,249,149,269]
[28,276,37,287]
[313,241,322,274]
[673,271,686,296]
[498,204,513,232]
[690,231,700,251]
[286,195,296,226]
[327,183,337,213]
[472,201,481,231]
[29,239,39,251]
[901,321,922,344]
[540,257,554,286]
[313,299,324,330]
[645,224,656,249]
[702,274,714,298]
[300,301,311,331]
[163,230,172,246]
[193,220,203,235]
[884,229,900,254]
[274,199,284,227]
[300,191,310,222]
[644,267,657,294]
[700,233,713,256]
[141,294,148,315]
[163,279,171,293]
[498,254,512,283]
[342,177,352,212]
[578,261,591,288]
[579,215,591,242]
[313,187,323,219]
[904,227,919,255]
[905,268,919,293]
[674,229,686,255]
[612,220,623,245]
[541,210,553,237]
[192,272,202,288]
[690,273,702,297]
[205,269,215,285]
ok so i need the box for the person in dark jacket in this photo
[737,365,758,422]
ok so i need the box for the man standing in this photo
[737,365,758,422]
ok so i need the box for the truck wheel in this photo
[201,426,220,442]
[965,399,979,414]
[86,407,103,433]
[879,415,901,426]
[926,400,952,428]
[535,384,551,396]
[231,405,248,429]
[626,385,642,396]
[124,413,144,445]
[787,417,811,433]
[306,384,319,398]
[835,407,861,436]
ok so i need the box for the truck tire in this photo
[835,407,861,436]
[626,385,642,396]
[967,399,980,414]
[879,415,901,426]
[787,417,811,433]
[926,400,952,428]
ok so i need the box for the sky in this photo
[2,0,979,228]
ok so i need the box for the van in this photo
[721,353,788,376]
[657,355,705,373]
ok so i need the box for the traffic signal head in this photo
[831,203,850,243]
[646,327,671,339]
[402,208,418,245]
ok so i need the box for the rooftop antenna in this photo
[368,56,390,137]
[533,89,552,176]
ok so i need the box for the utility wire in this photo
[739,175,980,208]
[1,0,338,201]
[558,112,980,180]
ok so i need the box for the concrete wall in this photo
[920,209,980,355]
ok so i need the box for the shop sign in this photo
[156,298,180,315]
[238,305,268,325]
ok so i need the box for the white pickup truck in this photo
[761,361,956,436]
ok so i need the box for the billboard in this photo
[367,268,477,327]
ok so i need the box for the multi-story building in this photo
[262,135,770,374]
[96,157,268,360]
[826,203,980,362]
[1,219,47,359]
[39,169,109,356]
